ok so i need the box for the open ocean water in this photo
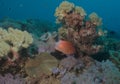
[0,0,120,33]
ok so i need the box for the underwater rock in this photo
[38,31,57,54]
[39,31,57,42]
[25,52,59,77]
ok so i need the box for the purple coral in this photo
[59,56,77,71]
[60,60,120,84]
[38,42,55,54]
[0,74,26,84]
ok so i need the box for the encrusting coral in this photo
[0,27,33,61]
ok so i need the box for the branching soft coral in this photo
[55,1,105,56]
[89,12,102,26]
[0,27,33,62]
[54,1,74,23]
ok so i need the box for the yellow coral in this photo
[75,6,86,16]
[0,27,33,57]
[0,28,8,41]
[0,41,10,57]
[89,12,102,26]
[22,31,33,48]
[54,1,74,23]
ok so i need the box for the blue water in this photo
[0,0,120,34]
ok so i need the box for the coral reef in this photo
[55,1,106,57]
[53,1,120,84]
[54,1,75,23]
[0,27,33,62]
[89,12,102,26]
[0,1,120,84]
[59,56,78,71]
[37,31,57,54]
[60,60,120,84]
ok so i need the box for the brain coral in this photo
[0,27,33,57]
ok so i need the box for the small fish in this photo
[55,40,75,55]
